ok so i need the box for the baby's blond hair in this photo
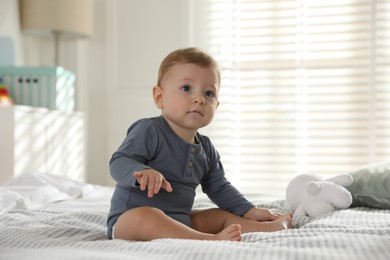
[157,47,221,86]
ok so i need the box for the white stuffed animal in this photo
[285,174,353,217]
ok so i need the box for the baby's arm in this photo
[110,118,163,189]
[133,169,173,198]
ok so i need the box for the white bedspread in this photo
[0,173,389,260]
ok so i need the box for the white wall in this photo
[1,0,193,186]
[84,0,191,185]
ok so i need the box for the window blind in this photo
[198,0,390,196]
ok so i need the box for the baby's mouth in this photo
[188,110,204,116]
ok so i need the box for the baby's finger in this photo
[139,173,149,191]
[147,177,155,198]
[133,171,142,187]
[153,178,162,194]
[272,212,283,218]
[133,171,141,184]
[133,171,142,178]
[162,179,172,192]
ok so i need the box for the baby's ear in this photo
[153,86,164,109]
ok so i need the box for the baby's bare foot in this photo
[214,224,242,241]
[273,213,293,231]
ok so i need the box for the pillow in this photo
[0,172,83,213]
[346,161,390,209]
[0,172,114,213]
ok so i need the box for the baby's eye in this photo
[181,85,191,92]
[204,90,215,98]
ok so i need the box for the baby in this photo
[107,47,292,241]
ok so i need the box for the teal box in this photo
[0,66,75,111]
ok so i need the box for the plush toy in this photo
[285,174,353,217]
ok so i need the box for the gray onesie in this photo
[107,116,254,239]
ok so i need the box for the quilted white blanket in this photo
[1,196,390,260]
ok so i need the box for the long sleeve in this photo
[109,119,158,188]
[199,136,255,216]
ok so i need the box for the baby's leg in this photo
[191,208,292,234]
[114,206,242,241]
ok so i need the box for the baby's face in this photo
[156,63,220,141]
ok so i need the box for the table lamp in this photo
[19,0,93,66]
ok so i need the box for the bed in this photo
[1,168,390,260]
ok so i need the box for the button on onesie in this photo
[184,145,201,178]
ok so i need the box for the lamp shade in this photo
[20,0,93,38]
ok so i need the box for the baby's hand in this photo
[133,170,173,198]
[243,207,289,222]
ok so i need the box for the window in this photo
[193,0,390,196]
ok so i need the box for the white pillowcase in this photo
[0,172,84,213]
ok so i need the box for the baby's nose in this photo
[193,93,205,104]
